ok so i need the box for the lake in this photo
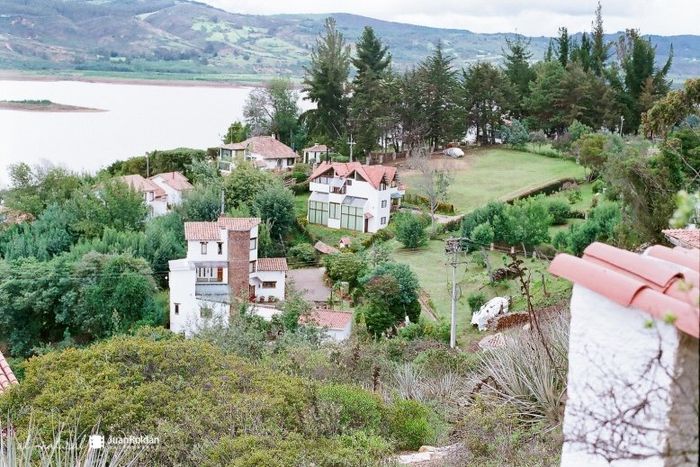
[0,79,309,186]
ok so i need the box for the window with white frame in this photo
[200,242,207,254]
[262,281,277,289]
[174,303,180,315]
[381,200,387,208]
[381,217,387,225]
[250,237,257,250]
[249,261,256,273]
[217,242,223,254]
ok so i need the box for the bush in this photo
[591,179,605,194]
[413,348,480,375]
[394,213,428,249]
[287,243,317,266]
[566,189,582,205]
[317,384,383,433]
[386,399,436,450]
[467,292,487,312]
[323,253,366,288]
[546,199,571,225]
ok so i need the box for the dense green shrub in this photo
[591,179,605,194]
[386,399,436,450]
[413,347,480,375]
[317,384,383,433]
[287,242,317,266]
[323,253,366,288]
[394,213,428,249]
[467,292,487,312]
[546,199,571,225]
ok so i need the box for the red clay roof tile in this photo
[256,257,288,271]
[549,242,700,338]
[663,228,700,249]
[309,162,398,190]
[184,217,261,240]
[149,171,193,191]
[301,309,353,330]
[0,351,18,394]
[220,136,296,159]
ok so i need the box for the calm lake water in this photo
[0,79,308,186]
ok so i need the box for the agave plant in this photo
[0,424,143,467]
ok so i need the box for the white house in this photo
[303,143,329,165]
[119,171,192,216]
[149,171,193,206]
[307,162,404,233]
[218,136,297,173]
[169,216,288,337]
[301,309,353,342]
[119,174,168,216]
[549,242,699,467]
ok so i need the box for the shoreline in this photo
[0,100,106,113]
[0,70,254,88]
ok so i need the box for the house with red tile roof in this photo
[300,309,353,341]
[119,171,193,216]
[663,227,700,250]
[302,143,330,164]
[307,162,404,233]
[0,350,18,395]
[549,242,699,466]
[218,136,298,173]
[169,216,288,337]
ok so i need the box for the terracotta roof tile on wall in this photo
[0,351,18,394]
[118,174,166,198]
[184,217,261,240]
[217,217,261,231]
[220,136,296,159]
[549,242,700,338]
[309,162,398,190]
[304,144,329,153]
[257,257,288,271]
[663,228,700,249]
[150,172,193,191]
[301,309,353,330]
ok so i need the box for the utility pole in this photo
[348,134,356,162]
[146,151,150,178]
[220,189,225,215]
[445,237,467,349]
[619,115,625,136]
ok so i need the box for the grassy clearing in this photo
[401,149,586,213]
[388,239,571,347]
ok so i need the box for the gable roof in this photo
[118,174,166,198]
[663,228,700,250]
[184,217,261,241]
[149,171,193,192]
[309,162,398,190]
[0,351,18,394]
[549,242,699,338]
[301,309,353,331]
[257,257,288,272]
[220,136,296,159]
[304,144,329,153]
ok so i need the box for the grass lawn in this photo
[388,238,572,348]
[546,182,595,212]
[401,148,587,213]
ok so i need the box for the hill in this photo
[0,0,697,83]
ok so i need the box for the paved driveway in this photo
[287,267,331,303]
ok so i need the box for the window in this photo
[200,307,213,319]
[250,237,257,250]
[329,202,340,220]
[262,281,277,289]
[200,242,207,254]
[196,267,219,282]
[174,303,180,315]
[381,217,387,225]
[381,200,387,208]
[346,179,352,186]
[217,267,223,282]
[340,205,364,231]
[379,182,387,190]
[249,261,256,273]
[308,200,329,225]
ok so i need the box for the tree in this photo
[410,148,452,226]
[417,41,459,149]
[243,79,300,147]
[349,26,392,157]
[503,35,536,117]
[395,213,428,249]
[500,119,530,148]
[470,222,495,273]
[642,79,700,138]
[302,17,351,141]
[252,183,296,240]
[460,62,513,144]
[361,262,421,323]
[177,183,222,221]
[591,1,610,77]
[223,161,274,209]
[555,27,570,68]
[571,32,592,72]
[323,252,366,289]
[223,121,248,144]
[362,275,402,336]
[525,61,567,134]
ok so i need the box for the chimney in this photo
[227,228,250,303]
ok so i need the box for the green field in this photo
[401,149,587,213]
[389,239,571,347]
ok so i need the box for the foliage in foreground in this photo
[0,329,437,466]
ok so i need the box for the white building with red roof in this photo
[303,143,329,164]
[549,242,699,466]
[218,136,298,173]
[169,216,288,336]
[300,309,354,341]
[119,171,193,216]
[307,162,404,233]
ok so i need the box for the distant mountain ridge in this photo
[0,0,697,83]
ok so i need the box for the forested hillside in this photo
[0,0,696,82]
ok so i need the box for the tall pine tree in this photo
[590,1,610,77]
[417,41,458,149]
[302,17,351,143]
[556,27,570,68]
[503,35,535,118]
[350,27,392,157]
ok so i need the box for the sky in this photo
[201,0,699,36]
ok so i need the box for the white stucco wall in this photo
[561,284,681,467]
[150,176,184,205]
[169,261,197,336]
[251,270,286,301]
[325,322,352,342]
